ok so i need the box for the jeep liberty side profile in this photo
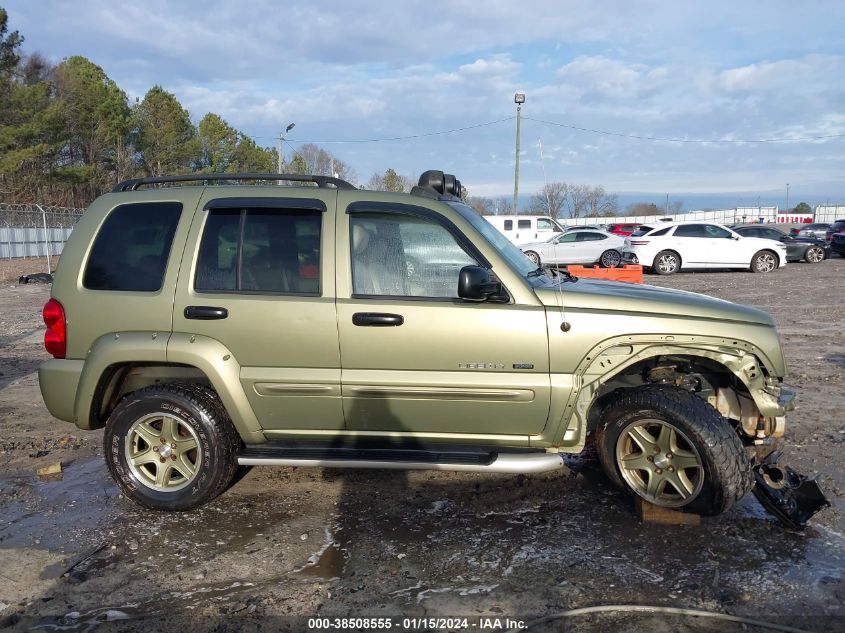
[38,170,821,523]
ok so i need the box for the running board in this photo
[237,448,566,474]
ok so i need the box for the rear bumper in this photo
[38,359,84,424]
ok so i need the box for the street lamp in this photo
[785,183,790,212]
[278,122,295,174]
[513,93,525,212]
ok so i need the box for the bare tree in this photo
[528,182,568,218]
[367,168,413,192]
[293,143,356,183]
[626,202,664,216]
[492,197,514,214]
[585,186,618,217]
[466,196,494,215]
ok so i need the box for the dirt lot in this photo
[0,258,843,632]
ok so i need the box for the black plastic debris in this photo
[752,451,830,530]
[18,273,53,284]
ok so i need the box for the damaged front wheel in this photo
[597,386,754,515]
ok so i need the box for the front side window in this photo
[83,202,182,292]
[350,212,478,298]
[537,218,555,231]
[704,224,733,239]
[195,208,321,294]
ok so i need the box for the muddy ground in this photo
[0,258,843,632]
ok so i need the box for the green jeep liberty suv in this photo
[38,171,806,518]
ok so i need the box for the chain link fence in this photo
[0,204,84,266]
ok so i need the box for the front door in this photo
[335,200,551,439]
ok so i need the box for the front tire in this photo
[750,250,778,272]
[104,383,240,511]
[652,250,680,275]
[595,386,753,515]
[599,249,622,268]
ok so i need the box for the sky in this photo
[6,0,845,209]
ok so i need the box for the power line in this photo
[252,117,515,144]
[522,116,845,144]
[248,115,845,146]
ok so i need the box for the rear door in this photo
[172,190,343,432]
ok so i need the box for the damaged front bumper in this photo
[752,450,830,530]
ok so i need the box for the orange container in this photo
[566,264,643,284]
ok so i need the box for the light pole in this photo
[785,183,790,212]
[513,93,525,212]
[278,122,295,174]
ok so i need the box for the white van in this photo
[484,215,565,246]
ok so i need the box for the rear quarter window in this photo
[83,202,182,292]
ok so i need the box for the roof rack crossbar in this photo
[112,173,356,192]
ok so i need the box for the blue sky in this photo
[6,0,845,208]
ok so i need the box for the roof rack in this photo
[112,173,357,193]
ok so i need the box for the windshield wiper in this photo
[527,265,578,282]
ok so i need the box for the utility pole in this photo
[785,183,790,212]
[277,122,295,176]
[513,93,525,212]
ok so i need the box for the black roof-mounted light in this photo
[412,170,463,200]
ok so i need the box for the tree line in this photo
[0,8,362,207]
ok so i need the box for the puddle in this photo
[0,456,120,553]
[292,525,347,580]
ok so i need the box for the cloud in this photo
[6,0,845,198]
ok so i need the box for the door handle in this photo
[184,306,228,320]
[352,312,404,326]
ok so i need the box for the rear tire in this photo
[104,383,240,511]
[804,246,824,263]
[524,250,541,266]
[652,250,680,275]
[599,249,622,268]
[750,250,778,273]
[595,386,753,515]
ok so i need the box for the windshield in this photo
[631,225,655,236]
[448,203,537,277]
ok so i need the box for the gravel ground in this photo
[0,258,843,632]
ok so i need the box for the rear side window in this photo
[503,220,513,230]
[83,202,182,292]
[517,219,531,229]
[195,208,321,295]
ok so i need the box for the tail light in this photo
[43,299,66,359]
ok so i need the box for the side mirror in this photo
[458,266,503,301]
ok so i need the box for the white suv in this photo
[622,221,787,275]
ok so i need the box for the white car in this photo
[622,221,788,274]
[521,229,626,267]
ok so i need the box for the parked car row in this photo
[484,214,844,273]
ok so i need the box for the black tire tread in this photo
[595,385,753,515]
[105,381,240,511]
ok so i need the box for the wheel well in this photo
[586,354,750,432]
[92,363,212,429]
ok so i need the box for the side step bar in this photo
[237,450,566,474]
